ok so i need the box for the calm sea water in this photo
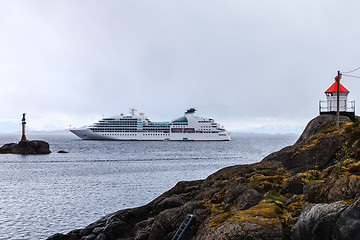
[0,132,297,240]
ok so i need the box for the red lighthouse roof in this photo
[325,77,349,93]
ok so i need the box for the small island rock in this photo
[57,150,68,153]
[0,140,51,154]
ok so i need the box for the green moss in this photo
[318,120,351,134]
[307,169,320,180]
[264,192,285,203]
[228,203,283,231]
[320,121,337,134]
[343,158,355,165]
[249,175,284,184]
[281,210,299,225]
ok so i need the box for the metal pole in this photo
[336,71,341,129]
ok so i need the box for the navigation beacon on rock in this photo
[319,76,356,121]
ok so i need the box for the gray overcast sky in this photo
[1,0,360,133]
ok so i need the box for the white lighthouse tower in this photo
[319,76,355,120]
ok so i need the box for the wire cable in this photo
[342,74,360,79]
[341,66,360,74]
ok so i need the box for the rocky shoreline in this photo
[47,115,360,240]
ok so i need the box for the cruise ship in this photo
[70,108,230,141]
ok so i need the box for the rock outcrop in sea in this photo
[47,114,360,240]
[0,140,51,154]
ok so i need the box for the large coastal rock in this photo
[295,114,352,144]
[334,197,360,239]
[293,197,360,240]
[0,140,51,154]
[292,201,347,240]
[47,115,360,240]
[262,114,354,173]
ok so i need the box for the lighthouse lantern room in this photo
[319,76,355,121]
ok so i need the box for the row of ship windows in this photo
[93,130,219,133]
[101,119,138,121]
[143,133,170,136]
[172,130,219,133]
[92,130,137,132]
[96,122,190,125]
[92,130,172,133]
[92,126,205,130]
[99,121,188,124]
[96,124,138,126]
[101,133,171,136]
[95,124,193,127]
[90,127,138,130]
[92,128,217,132]
[100,120,138,123]
[143,130,169,132]
[103,133,136,136]
[102,118,138,121]
[92,128,170,132]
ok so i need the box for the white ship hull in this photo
[70,129,230,141]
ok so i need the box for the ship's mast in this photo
[130,108,136,116]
